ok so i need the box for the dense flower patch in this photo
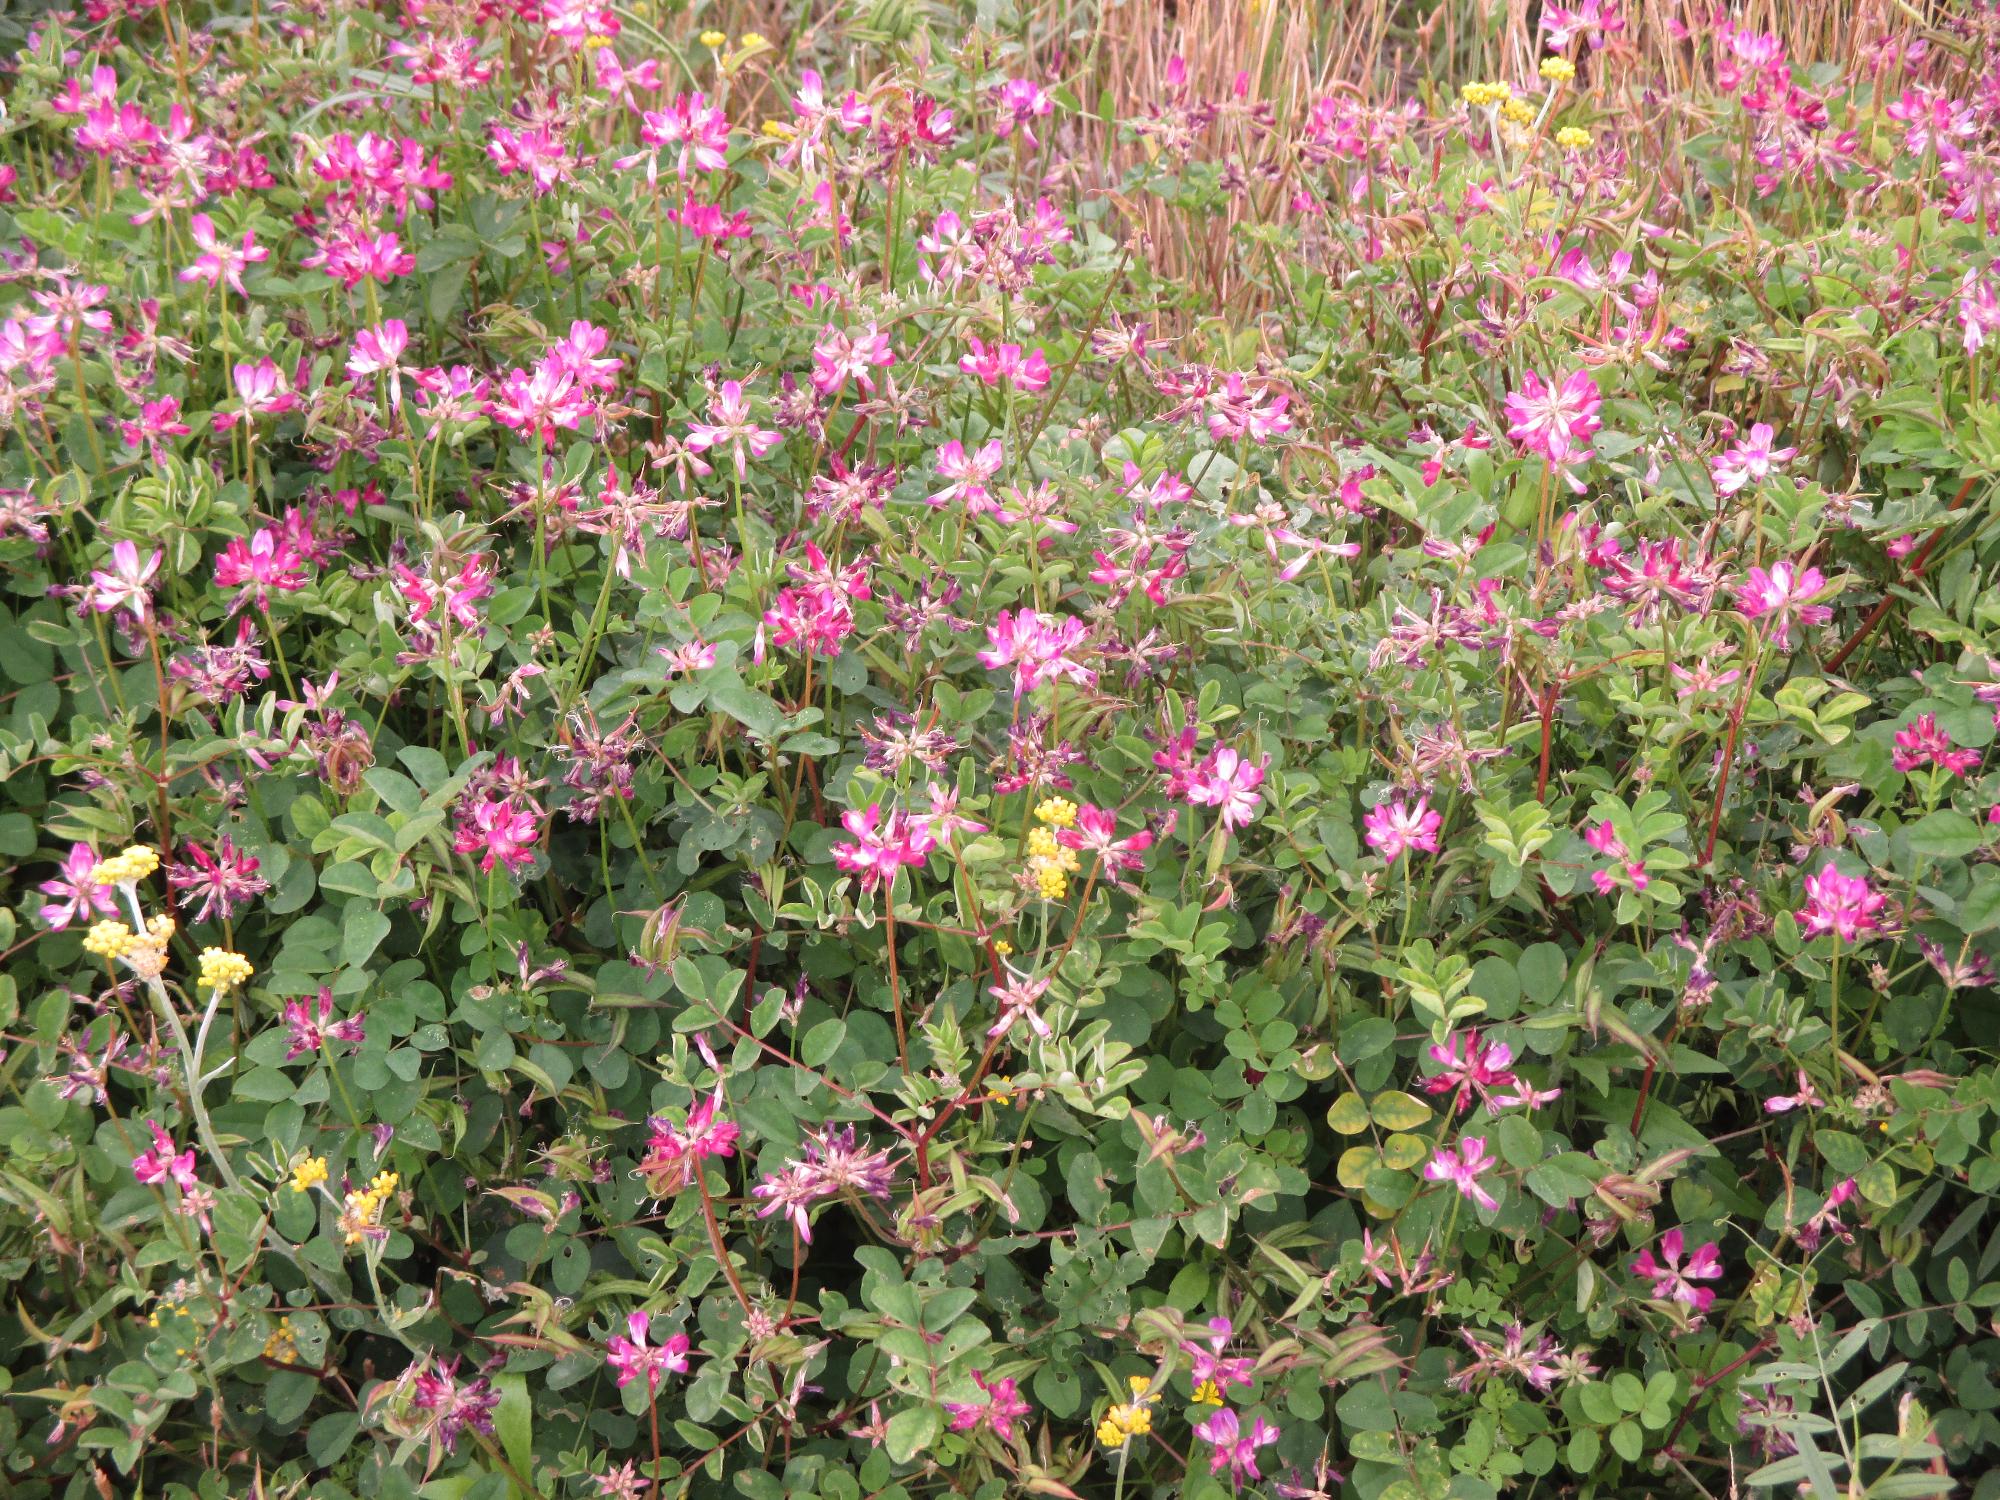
[3,0,2000,1496]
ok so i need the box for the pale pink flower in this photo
[1423,1137,1500,1212]
[605,1312,690,1393]
[1630,1227,1722,1312]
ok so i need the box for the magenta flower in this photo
[605,1312,691,1394]
[132,1120,199,1192]
[213,528,308,614]
[640,1086,739,1192]
[452,797,542,873]
[631,93,730,180]
[1630,1227,1722,1312]
[165,836,271,923]
[830,804,936,894]
[1735,560,1832,647]
[987,974,1054,1040]
[303,226,416,287]
[1711,421,1796,496]
[282,987,367,1061]
[1962,266,2000,355]
[120,395,192,451]
[1503,368,1601,488]
[88,539,163,622]
[992,78,1055,146]
[179,213,267,297]
[348,319,413,410]
[410,1357,500,1454]
[1364,796,1442,863]
[1186,747,1268,832]
[38,843,116,930]
[212,358,299,431]
[948,1371,1033,1442]
[1183,1317,1257,1394]
[958,337,1052,392]
[1763,1068,1825,1114]
[978,608,1095,699]
[930,438,1006,511]
[1423,1137,1500,1212]
[1055,804,1155,874]
[1193,1407,1281,1484]
[685,379,782,478]
[1423,1031,1520,1113]
[1798,862,1885,944]
[810,322,896,397]
[1891,713,1981,776]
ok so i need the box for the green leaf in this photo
[1369,1090,1432,1131]
[1906,810,1982,859]
[494,1373,532,1493]
[342,905,393,970]
[883,1406,939,1463]
[1326,1092,1371,1135]
[801,1018,846,1067]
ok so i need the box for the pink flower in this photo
[1891,713,1981,776]
[38,843,116,930]
[213,528,308,613]
[348,319,413,410]
[993,79,1055,146]
[179,213,267,297]
[1798,862,1885,944]
[1503,368,1601,488]
[1711,422,1796,496]
[212,358,299,431]
[930,438,1005,510]
[685,380,783,478]
[1193,1407,1280,1484]
[410,1357,499,1454]
[947,1372,1032,1442]
[1186,747,1268,832]
[1423,1031,1519,1112]
[1630,1227,1723,1312]
[453,797,541,872]
[977,608,1094,699]
[1056,804,1155,874]
[1962,266,2000,355]
[1364,796,1442,863]
[640,1086,739,1191]
[283,988,367,1060]
[1735,560,1832,648]
[1424,1137,1501,1212]
[988,974,1053,1040]
[831,804,936,894]
[88,539,163,621]
[302,226,415,288]
[120,396,192,451]
[1763,1068,1824,1114]
[605,1312,691,1394]
[1183,1317,1257,1393]
[810,322,896,396]
[165,835,271,923]
[132,1120,199,1192]
[958,337,1052,392]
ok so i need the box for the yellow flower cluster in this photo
[1540,57,1576,83]
[197,947,254,992]
[291,1155,329,1193]
[1025,826,1080,900]
[84,920,135,958]
[1192,1379,1225,1406]
[263,1317,299,1364]
[1556,126,1592,150]
[340,1171,399,1246]
[91,844,160,886]
[1097,1376,1159,1448]
[1501,98,1535,125]
[699,29,726,47]
[737,31,768,49]
[1034,797,1078,828]
[1460,80,1513,108]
